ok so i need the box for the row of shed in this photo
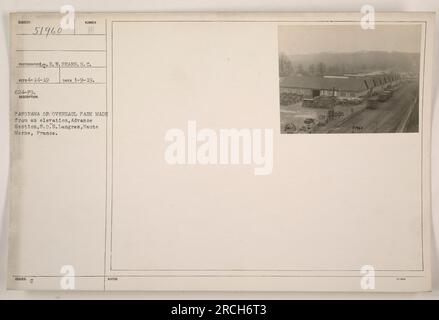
[280,73,402,101]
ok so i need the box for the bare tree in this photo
[279,53,294,77]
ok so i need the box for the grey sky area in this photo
[278,24,422,55]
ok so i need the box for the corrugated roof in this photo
[280,76,369,92]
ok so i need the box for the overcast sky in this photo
[278,24,422,55]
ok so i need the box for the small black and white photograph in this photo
[278,24,421,134]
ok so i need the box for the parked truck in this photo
[366,96,380,109]
[378,90,392,102]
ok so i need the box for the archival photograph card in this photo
[7,12,434,291]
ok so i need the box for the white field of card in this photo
[8,12,434,291]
